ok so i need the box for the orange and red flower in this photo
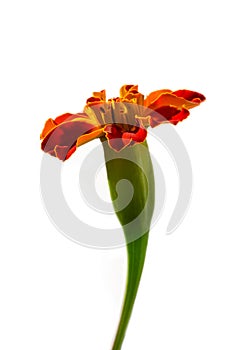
[40,85,205,160]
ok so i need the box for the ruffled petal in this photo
[76,128,105,147]
[55,113,87,124]
[146,89,205,111]
[54,145,70,161]
[147,92,200,111]
[122,126,147,144]
[103,124,130,152]
[144,89,172,107]
[40,113,89,140]
[119,84,144,105]
[40,118,57,139]
[172,90,206,105]
[103,123,147,152]
[93,90,106,101]
[41,117,102,160]
[120,85,138,98]
[86,90,106,106]
[150,106,190,127]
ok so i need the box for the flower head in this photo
[40,85,205,160]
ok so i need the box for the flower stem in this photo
[112,232,149,350]
[101,139,155,349]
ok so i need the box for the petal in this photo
[40,118,57,139]
[47,149,56,157]
[86,90,106,106]
[119,85,144,105]
[93,90,106,101]
[55,113,87,125]
[47,129,104,161]
[144,89,172,107]
[172,89,206,104]
[150,106,190,127]
[147,90,205,111]
[65,145,77,160]
[41,117,101,160]
[135,115,151,128]
[40,113,89,140]
[104,124,129,152]
[53,144,79,161]
[54,145,70,161]
[124,92,144,105]
[147,92,198,111]
[52,145,77,161]
[120,85,138,98]
[76,128,105,147]
[86,96,102,105]
[122,126,147,144]
[103,124,147,152]
[85,102,112,125]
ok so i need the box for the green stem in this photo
[101,139,155,350]
[112,233,149,350]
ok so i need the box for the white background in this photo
[1,0,233,349]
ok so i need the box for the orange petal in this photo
[149,106,190,127]
[85,102,112,125]
[86,90,106,106]
[135,115,151,128]
[122,126,147,144]
[103,123,147,152]
[172,90,206,105]
[144,89,172,107]
[124,92,144,105]
[147,92,202,111]
[86,96,103,105]
[76,128,105,147]
[40,118,57,139]
[40,113,90,140]
[120,85,139,98]
[54,145,70,161]
[65,145,77,160]
[41,117,101,160]
[55,113,87,125]
[103,124,131,151]
[93,90,106,101]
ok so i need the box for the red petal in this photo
[41,118,100,160]
[54,145,70,161]
[172,89,206,104]
[150,106,190,127]
[92,90,106,101]
[104,124,128,151]
[65,145,77,160]
[144,89,172,107]
[86,96,102,105]
[55,113,87,125]
[148,93,199,111]
[53,145,78,161]
[104,124,147,151]
[86,90,106,106]
[120,85,138,98]
[40,118,57,139]
[122,127,147,143]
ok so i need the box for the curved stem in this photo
[101,139,155,349]
[112,232,149,350]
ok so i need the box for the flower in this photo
[40,85,205,160]
[40,84,206,349]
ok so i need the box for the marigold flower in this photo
[40,84,205,160]
[40,85,205,350]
